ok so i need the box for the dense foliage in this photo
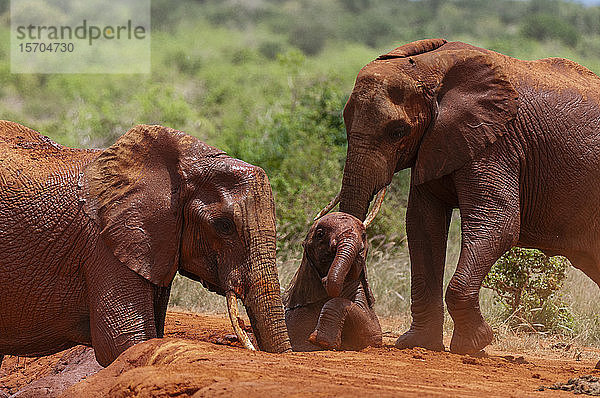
[484,248,573,334]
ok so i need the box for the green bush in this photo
[259,41,286,60]
[167,50,203,75]
[483,247,574,334]
[289,21,328,56]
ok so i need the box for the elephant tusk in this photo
[226,291,256,351]
[314,191,341,221]
[363,187,387,228]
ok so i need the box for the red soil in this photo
[1,311,599,397]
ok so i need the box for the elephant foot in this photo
[308,329,341,351]
[394,326,444,351]
[449,315,493,355]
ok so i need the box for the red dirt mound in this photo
[2,312,599,397]
[0,346,101,397]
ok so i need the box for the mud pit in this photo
[1,311,599,397]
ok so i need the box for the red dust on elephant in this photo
[0,121,291,367]
[319,39,600,355]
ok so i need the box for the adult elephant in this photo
[0,121,291,367]
[318,39,600,354]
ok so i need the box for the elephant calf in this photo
[284,213,382,351]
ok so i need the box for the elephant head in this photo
[319,39,518,220]
[81,125,291,362]
[285,212,372,305]
[284,212,380,351]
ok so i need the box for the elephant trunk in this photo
[236,172,291,353]
[325,238,360,297]
[243,264,291,353]
[338,153,379,221]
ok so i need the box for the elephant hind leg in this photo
[447,165,520,355]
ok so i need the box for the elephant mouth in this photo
[315,185,388,227]
[177,269,225,296]
[179,270,256,350]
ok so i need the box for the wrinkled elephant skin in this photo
[329,39,600,354]
[284,213,382,351]
[0,121,290,367]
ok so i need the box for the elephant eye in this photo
[391,126,408,139]
[315,228,325,240]
[387,121,410,140]
[213,217,236,236]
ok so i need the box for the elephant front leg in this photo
[447,166,520,354]
[153,283,172,338]
[396,184,452,351]
[86,260,158,367]
[308,298,354,350]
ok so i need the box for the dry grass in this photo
[168,274,226,314]
[561,267,600,345]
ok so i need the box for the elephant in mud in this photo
[284,212,382,351]
[0,121,291,367]
[318,39,600,354]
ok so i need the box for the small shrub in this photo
[230,48,258,65]
[483,247,574,334]
[288,20,327,56]
[168,50,203,75]
[259,41,285,60]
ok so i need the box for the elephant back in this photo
[0,121,100,190]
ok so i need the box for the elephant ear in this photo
[377,38,447,60]
[360,269,375,308]
[283,253,328,309]
[357,245,375,307]
[81,125,185,286]
[412,50,518,185]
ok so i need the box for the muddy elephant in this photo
[0,121,291,367]
[318,39,600,354]
[284,212,382,351]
